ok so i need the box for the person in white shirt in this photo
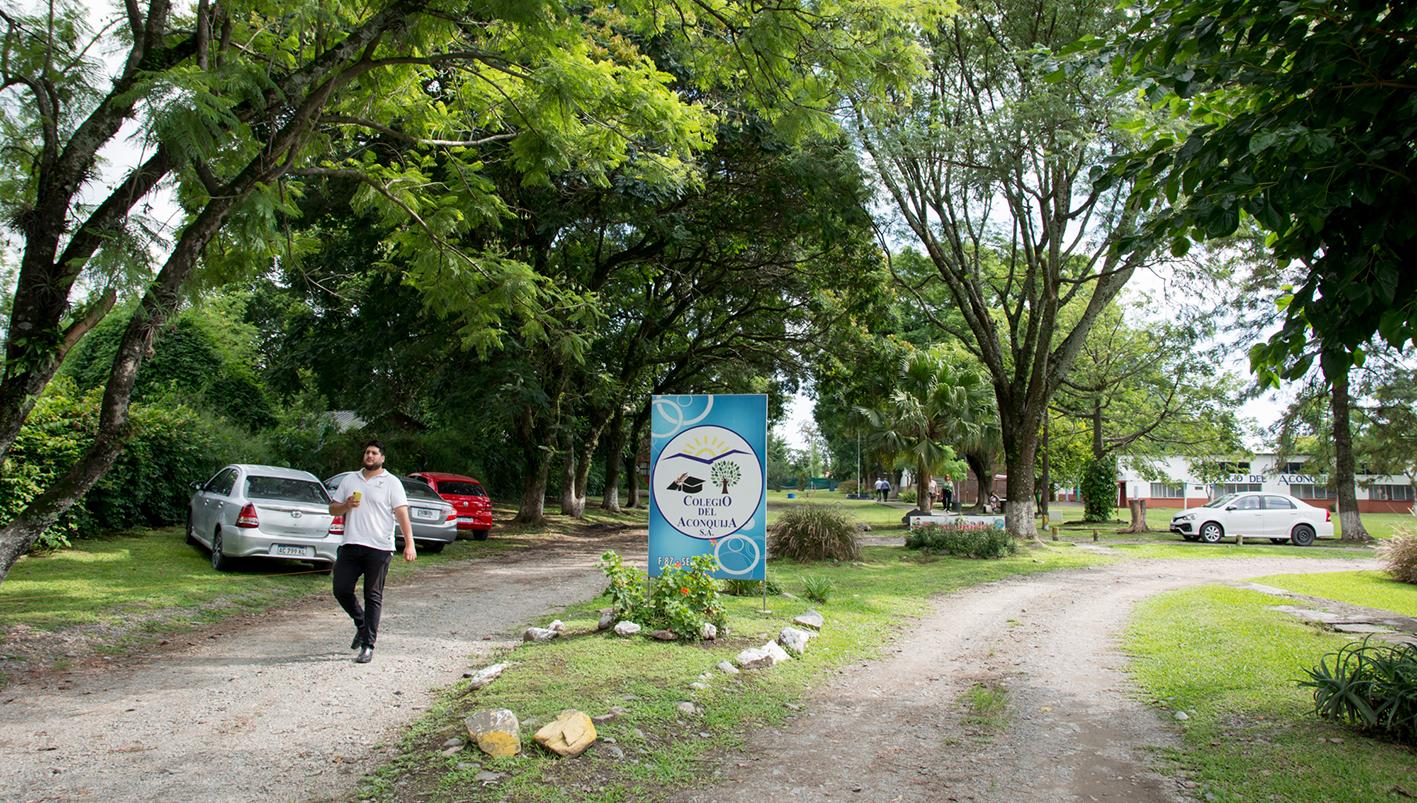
[328,440,415,663]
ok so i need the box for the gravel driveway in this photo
[0,530,644,802]
[678,555,1376,803]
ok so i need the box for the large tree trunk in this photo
[999,401,1042,542]
[624,405,649,509]
[513,405,550,525]
[965,452,992,512]
[916,458,934,513]
[600,407,627,512]
[1325,355,1372,542]
[559,433,585,518]
[1122,499,1150,534]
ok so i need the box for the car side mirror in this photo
[1224,505,1237,511]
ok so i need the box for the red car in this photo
[407,472,493,540]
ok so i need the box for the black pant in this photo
[333,544,393,648]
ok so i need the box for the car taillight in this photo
[446,510,456,521]
[236,503,260,528]
[329,515,345,536]
[1325,508,1332,522]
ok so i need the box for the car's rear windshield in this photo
[401,478,445,503]
[246,476,330,505]
[438,481,486,496]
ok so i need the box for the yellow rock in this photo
[533,709,597,757]
[465,708,521,758]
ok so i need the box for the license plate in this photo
[458,516,473,522]
[272,544,313,558]
[414,508,438,521]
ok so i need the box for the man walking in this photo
[875,477,890,503]
[328,440,416,663]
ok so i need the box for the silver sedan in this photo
[188,464,340,571]
[323,473,458,553]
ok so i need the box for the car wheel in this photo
[1291,524,1316,547]
[211,528,232,571]
[1269,538,1286,545]
[186,512,198,545]
[422,542,445,554]
[472,529,490,541]
[1199,522,1225,544]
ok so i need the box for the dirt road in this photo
[0,530,643,802]
[679,555,1375,803]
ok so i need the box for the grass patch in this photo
[1248,571,1417,618]
[764,491,906,531]
[960,682,1010,733]
[1108,542,1375,561]
[359,544,1109,801]
[1125,585,1417,801]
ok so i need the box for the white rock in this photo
[701,622,718,640]
[549,620,565,633]
[597,609,617,630]
[464,662,510,691]
[613,621,642,637]
[778,627,813,656]
[1174,711,1190,721]
[716,660,741,675]
[793,610,825,631]
[734,646,773,670]
[523,627,559,642]
[677,701,700,716]
[690,682,708,690]
[761,640,792,665]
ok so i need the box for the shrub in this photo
[599,551,726,639]
[834,479,859,495]
[802,575,835,603]
[1301,637,1417,745]
[898,488,917,504]
[1081,457,1117,522]
[906,523,1017,559]
[721,577,782,596]
[769,505,860,561]
[1379,532,1417,584]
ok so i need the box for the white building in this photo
[1116,453,1413,514]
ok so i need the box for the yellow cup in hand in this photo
[350,491,361,503]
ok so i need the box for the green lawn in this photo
[1107,542,1376,560]
[1125,585,1416,802]
[358,543,1110,801]
[1047,501,1414,541]
[763,490,909,530]
[1247,570,1417,618]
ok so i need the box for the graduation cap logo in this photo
[666,473,705,494]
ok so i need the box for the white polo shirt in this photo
[336,469,409,551]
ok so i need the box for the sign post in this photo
[649,395,767,588]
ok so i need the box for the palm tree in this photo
[857,347,990,513]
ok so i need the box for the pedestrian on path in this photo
[875,477,890,503]
[328,440,415,663]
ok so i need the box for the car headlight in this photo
[1174,513,1195,521]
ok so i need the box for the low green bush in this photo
[898,488,917,504]
[1379,532,1417,584]
[721,577,782,596]
[599,551,726,639]
[906,523,1017,559]
[834,479,859,495]
[768,505,860,562]
[802,575,835,603]
[1301,637,1417,745]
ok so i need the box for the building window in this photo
[1212,482,1261,497]
[1149,483,1184,498]
[1281,461,1307,474]
[1290,484,1332,500]
[1370,484,1415,501]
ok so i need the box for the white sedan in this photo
[1169,492,1334,546]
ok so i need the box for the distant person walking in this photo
[328,440,415,664]
[875,477,890,503]
[942,475,954,512]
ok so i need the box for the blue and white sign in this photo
[649,394,767,580]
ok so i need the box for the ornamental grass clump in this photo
[1378,531,1417,584]
[1300,637,1417,745]
[721,577,781,596]
[768,505,860,562]
[598,551,726,640]
[906,523,1017,559]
